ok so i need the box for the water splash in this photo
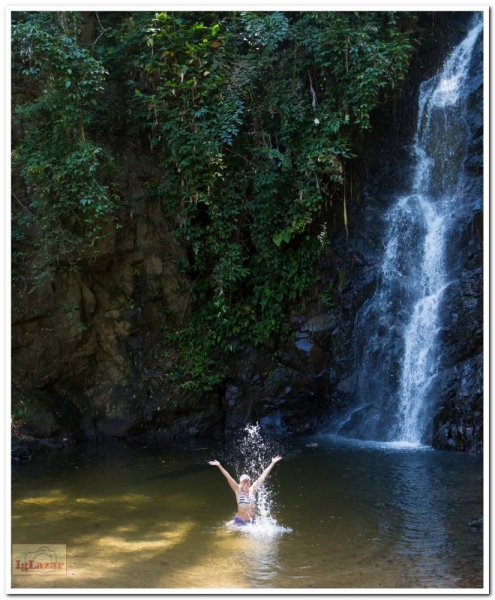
[232,423,291,537]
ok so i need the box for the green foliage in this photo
[12,11,119,280]
[11,409,26,421]
[62,302,79,318]
[12,10,418,392]
[293,11,413,129]
[163,324,227,393]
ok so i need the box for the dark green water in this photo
[11,433,484,590]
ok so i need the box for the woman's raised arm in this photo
[252,456,282,492]
[208,460,239,493]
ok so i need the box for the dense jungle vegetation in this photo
[12,11,423,392]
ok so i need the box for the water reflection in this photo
[213,526,282,586]
[11,436,483,590]
[240,536,281,585]
[391,451,454,587]
[302,435,483,589]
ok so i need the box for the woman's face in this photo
[240,478,250,491]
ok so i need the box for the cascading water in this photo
[394,18,483,444]
[337,16,483,446]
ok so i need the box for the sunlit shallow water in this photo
[11,433,484,590]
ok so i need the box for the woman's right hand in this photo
[208,460,220,466]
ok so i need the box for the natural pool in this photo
[11,431,484,591]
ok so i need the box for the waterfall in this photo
[338,16,483,445]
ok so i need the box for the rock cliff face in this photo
[11,15,483,453]
[12,152,194,442]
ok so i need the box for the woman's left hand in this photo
[271,455,283,464]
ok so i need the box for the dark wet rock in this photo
[11,440,32,460]
[259,411,285,433]
[301,314,336,333]
[220,340,334,436]
[294,332,314,354]
[468,514,483,532]
[11,433,76,460]
[97,416,135,438]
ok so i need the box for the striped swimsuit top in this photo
[238,492,256,505]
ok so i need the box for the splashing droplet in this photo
[232,423,291,537]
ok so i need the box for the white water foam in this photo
[228,517,292,538]
[430,19,483,109]
[324,433,432,452]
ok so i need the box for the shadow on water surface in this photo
[11,441,289,589]
[13,490,205,588]
[11,435,483,590]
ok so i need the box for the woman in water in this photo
[208,456,283,525]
